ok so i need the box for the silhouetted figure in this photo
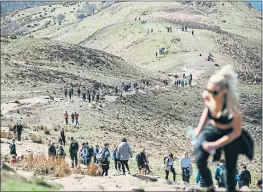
[192,30,194,35]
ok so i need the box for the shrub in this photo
[8,124,13,131]
[18,155,71,177]
[43,127,50,135]
[31,134,43,143]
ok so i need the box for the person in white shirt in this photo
[180,152,193,183]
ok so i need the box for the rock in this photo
[72,174,85,180]
[132,174,158,182]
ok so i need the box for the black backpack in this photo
[88,147,94,158]
[137,153,145,165]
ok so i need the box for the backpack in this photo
[88,147,94,158]
[241,170,250,182]
[137,153,145,165]
[219,166,226,185]
[70,141,78,152]
[98,149,108,163]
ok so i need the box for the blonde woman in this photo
[194,65,254,192]
[136,148,147,175]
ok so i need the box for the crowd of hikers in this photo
[7,65,262,191]
[64,86,100,102]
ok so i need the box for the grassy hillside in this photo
[0,1,262,191]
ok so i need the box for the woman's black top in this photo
[207,100,233,124]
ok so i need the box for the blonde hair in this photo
[141,148,145,153]
[209,65,239,115]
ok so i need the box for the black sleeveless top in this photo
[207,99,233,124]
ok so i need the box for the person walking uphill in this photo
[74,112,79,127]
[180,152,193,183]
[164,153,176,182]
[112,144,121,172]
[64,111,69,125]
[71,112,74,124]
[9,138,17,156]
[69,137,79,168]
[136,148,147,175]
[214,159,226,188]
[193,65,254,192]
[14,122,23,141]
[60,127,66,146]
[239,165,251,188]
[117,138,133,175]
[98,143,111,177]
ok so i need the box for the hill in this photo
[1,1,262,191]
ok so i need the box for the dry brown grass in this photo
[18,154,71,177]
[0,131,14,139]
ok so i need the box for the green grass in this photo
[1,180,54,191]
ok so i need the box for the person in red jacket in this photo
[74,112,79,127]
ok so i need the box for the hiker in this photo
[98,143,111,176]
[156,52,158,58]
[188,73,192,86]
[14,122,23,141]
[88,91,91,103]
[94,145,100,164]
[48,142,57,158]
[256,179,262,189]
[64,111,69,125]
[64,87,68,98]
[117,138,133,175]
[180,152,193,183]
[136,148,147,175]
[77,87,81,98]
[112,144,121,172]
[92,90,96,101]
[80,142,90,165]
[145,155,150,175]
[151,29,153,32]
[60,127,66,146]
[139,17,141,20]
[164,153,176,182]
[96,93,100,102]
[74,112,79,126]
[71,112,74,124]
[170,27,172,32]
[182,26,184,31]
[57,145,66,158]
[192,30,194,35]
[181,79,185,87]
[146,81,149,87]
[196,168,212,187]
[82,93,86,101]
[142,80,146,87]
[69,87,72,99]
[9,138,17,156]
[69,137,79,168]
[115,86,118,95]
[194,65,254,192]
[215,159,226,188]
[185,26,187,32]
[10,154,17,165]
[239,165,251,187]
[135,17,137,21]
